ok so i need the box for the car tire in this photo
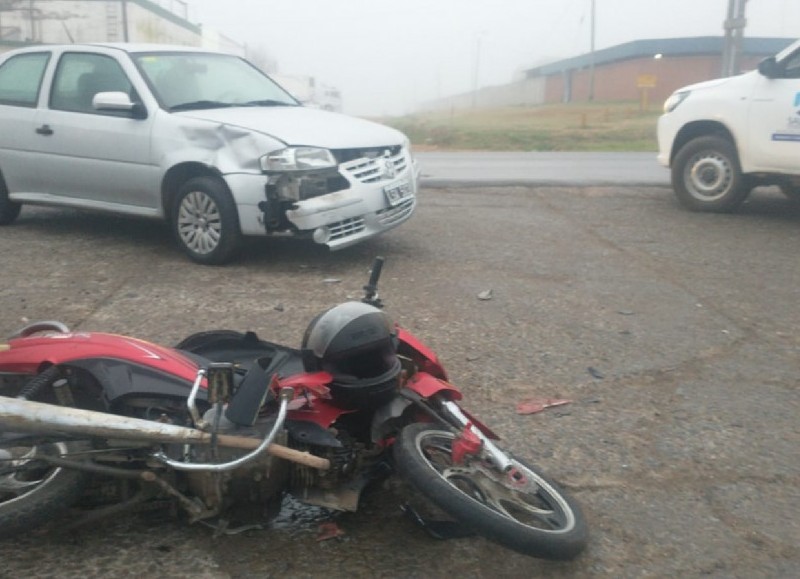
[671,136,750,212]
[0,176,21,225]
[779,182,800,203]
[172,176,243,265]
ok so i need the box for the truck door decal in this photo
[771,92,800,142]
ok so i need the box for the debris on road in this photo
[587,367,605,379]
[516,398,572,415]
[316,522,345,542]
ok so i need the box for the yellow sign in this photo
[637,74,657,88]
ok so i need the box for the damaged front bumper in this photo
[230,147,419,250]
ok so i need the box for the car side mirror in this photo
[92,91,148,119]
[757,56,779,79]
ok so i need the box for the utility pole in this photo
[27,0,33,41]
[472,33,483,108]
[588,0,595,101]
[121,0,129,42]
[721,0,747,76]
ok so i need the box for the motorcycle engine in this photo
[182,408,291,520]
[288,431,366,512]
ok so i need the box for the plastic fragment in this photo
[316,522,345,541]
[516,398,572,415]
[588,367,605,379]
[477,289,493,300]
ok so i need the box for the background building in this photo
[0,0,200,49]
[531,36,794,105]
[422,36,795,112]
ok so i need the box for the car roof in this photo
[4,43,231,56]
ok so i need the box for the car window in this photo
[134,52,298,110]
[50,52,139,115]
[0,52,50,107]
[781,50,800,79]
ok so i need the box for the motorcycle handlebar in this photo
[362,256,385,307]
[367,256,384,288]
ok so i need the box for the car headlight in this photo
[261,147,337,172]
[663,91,690,113]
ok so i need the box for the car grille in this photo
[339,149,409,184]
[328,216,366,240]
[377,198,415,226]
[333,145,402,164]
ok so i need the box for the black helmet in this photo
[301,301,400,408]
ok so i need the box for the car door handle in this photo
[35,124,54,136]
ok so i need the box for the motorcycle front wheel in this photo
[0,441,88,539]
[394,423,587,560]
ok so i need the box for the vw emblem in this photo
[382,158,396,179]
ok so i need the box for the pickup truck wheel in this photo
[0,178,21,225]
[172,177,242,265]
[779,183,800,203]
[672,136,749,212]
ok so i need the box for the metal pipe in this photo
[39,454,154,480]
[151,387,293,472]
[0,396,329,470]
[186,368,206,428]
[8,320,70,339]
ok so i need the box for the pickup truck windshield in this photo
[134,52,299,111]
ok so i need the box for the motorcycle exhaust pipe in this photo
[0,396,329,471]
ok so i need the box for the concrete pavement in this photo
[416,151,670,187]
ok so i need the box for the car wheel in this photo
[671,136,750,212]
[0,176,21,225]
[172,176,242,265]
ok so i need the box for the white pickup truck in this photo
[658,38,800,212]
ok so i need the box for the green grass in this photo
[374,102,661,152]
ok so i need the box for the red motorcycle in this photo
[0,258,587,560]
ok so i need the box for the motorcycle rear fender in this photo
[67,358,205,406]
[0,332,201,382]
[0,332,204,406]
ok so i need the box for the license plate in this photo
[383,180,412,206]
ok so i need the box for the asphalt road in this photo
[416,151,669,187]
[1,182,798,578]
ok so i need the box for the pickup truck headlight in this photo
[261,147,337,172]
[663,91,690,113]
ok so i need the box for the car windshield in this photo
[134,52,299,111]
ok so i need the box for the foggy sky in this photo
[188,0,799,116]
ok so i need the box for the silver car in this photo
[0,44,418,264]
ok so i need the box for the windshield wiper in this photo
[169,100,234,112]
[241,99,297,107]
